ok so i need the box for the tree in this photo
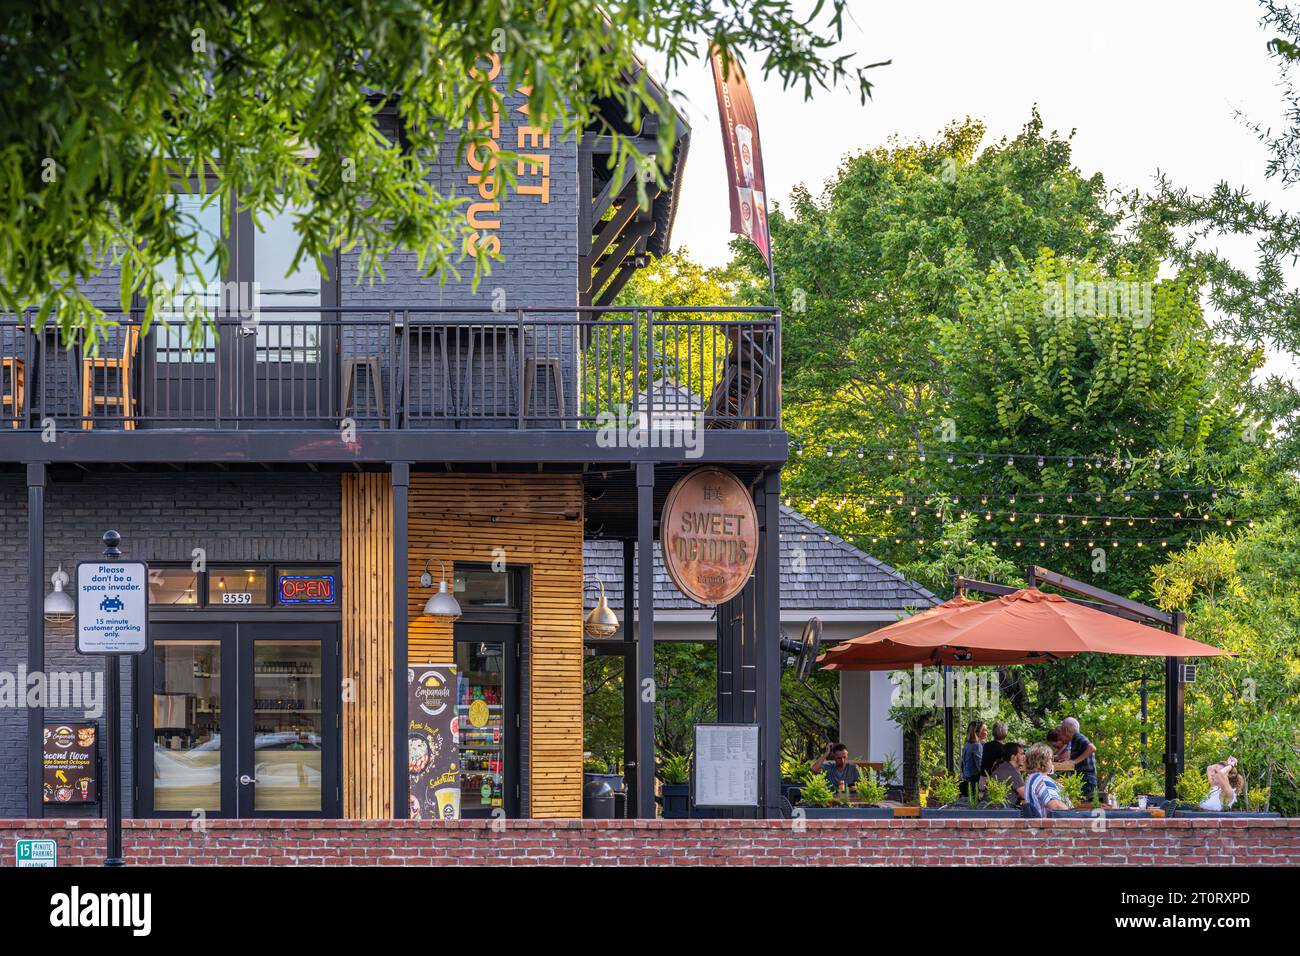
[0,1,882,343]
[1151,520,1300,813]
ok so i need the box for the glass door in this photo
[138,622,339,818]
[138,624,237,816]
[238,204,337,426]
[143,192,228,426]
[237,624,339,817]
[454,623,519,817]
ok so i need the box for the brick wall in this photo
[0,472,341,817]
[3,818,1297,866]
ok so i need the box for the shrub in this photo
[1176,768,1213,806]
[854,770,887,805]
[983,774,1013,807]
[1056,772,1086,806]
[799,774,834,808]
[930,772,962,806]
[658,753,690,785]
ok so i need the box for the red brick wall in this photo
[3,818,1298,866]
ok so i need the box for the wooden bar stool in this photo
[1,356,24,429]
[341,356,385,425]
[81,326,141,430]
[523,357,565,425]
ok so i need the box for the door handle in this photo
[239,774,258,786]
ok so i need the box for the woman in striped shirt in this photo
[1024,743,1072,818]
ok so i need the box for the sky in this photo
[646,0,1299,383]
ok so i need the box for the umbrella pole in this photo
[943,664,954,775]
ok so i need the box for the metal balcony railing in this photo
[0,306,781,433]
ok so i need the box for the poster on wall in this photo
[43,723,98,805]
[408,664,460,820]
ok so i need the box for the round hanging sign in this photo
[660,467,759,606]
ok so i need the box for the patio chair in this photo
[81,325,141,430]
[703,324,774,428]
[1,354,23,429]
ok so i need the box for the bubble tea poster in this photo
[408,665,460,820]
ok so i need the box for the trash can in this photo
[583,780,615,819]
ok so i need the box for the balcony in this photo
[0,306,780,439]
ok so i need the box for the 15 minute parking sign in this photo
[76,561,150,655]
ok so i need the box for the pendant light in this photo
[420,559,462,620]
[43,565,75,624]
[584,578,619,638]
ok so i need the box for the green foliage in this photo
[1056,772,1085,806]
[1176,769,1213,806]
[1,0,880,345]
[798,773,834,808]
[1151,519,1300,816]
[854,770,887,806]
[929,771,961,807]
[658,752,690,785]
[878,752,900,786]
[1247,786,1271,812]
[1112,769,1163,806]
[983,774,1012,807]
[781,760,818,786]
[583,756,610,774]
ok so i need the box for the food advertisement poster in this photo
[43,722,97,804]
[408,664,460,820]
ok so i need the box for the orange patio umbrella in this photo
[819,587,1229,671]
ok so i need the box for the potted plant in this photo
[792,773,893,818]
[657,752,691,819]
[1056,772,1087,808]
[982,773,1013,809]
[879,752,904,802]
[1169,770,1280,818]
[583,755,624,793]
[920,771,1020,818]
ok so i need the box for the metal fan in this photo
[780,617,823,680]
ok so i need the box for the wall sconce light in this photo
[420,559,462,620]
[584,578,619,638]
[44,564,75,624]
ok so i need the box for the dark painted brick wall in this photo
[0,473,340,818]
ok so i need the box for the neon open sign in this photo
[278,574,336,605]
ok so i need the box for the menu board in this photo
[407,664,460,820]
[43,722,98,805]
[694,723,759,808]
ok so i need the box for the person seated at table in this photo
[989,742,1026,805]
[1200,756,1242,811]
[811,742,861,797]
[960,720,987,801]
[1024,743,1072,818]
[1055,717,1098,800]
[980,721,1008,776]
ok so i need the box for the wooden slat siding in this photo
[408,473,584,818]
[341,472,393,819]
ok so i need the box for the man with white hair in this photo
[1056,717,1098,800]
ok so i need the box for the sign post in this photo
[75,531,148,867]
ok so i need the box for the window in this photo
[454,568,517,608]
[152,194,223,364]
[207,567,269,606]
[148,568,200,606]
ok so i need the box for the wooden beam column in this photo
[391,462,410,819]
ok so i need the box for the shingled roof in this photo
[584,506,938,613]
